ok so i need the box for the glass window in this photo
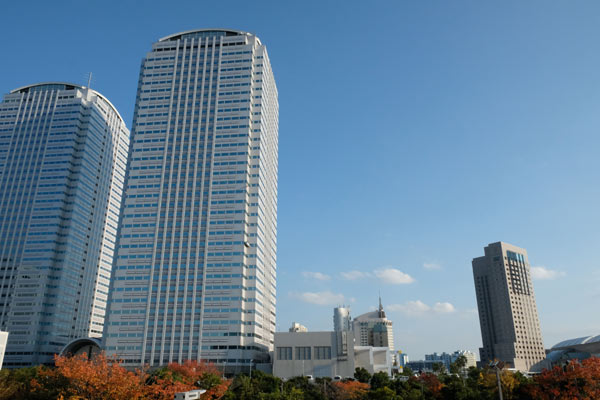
[277,347,292,360]
[314,346,331,360]
[296,346,311,360]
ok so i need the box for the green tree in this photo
[354,367,372,384]
[449,355,468,375]
[432,362,446,375]
[368,386,399,400]
[370,372,391,390]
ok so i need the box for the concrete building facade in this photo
[0,83,129,367]
[354,346,392,376]
[472,242,546,372]
[104,29,278,371]
[273,331,355,379]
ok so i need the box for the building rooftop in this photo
[10,82,124,124]
[159,29,253,42]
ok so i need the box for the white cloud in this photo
[423,262,442,270]
[388,300,430,316]
[340,270,371,280]
[290,291,345,306]
[374,268,415,284]
[433,302,456,313]
[302,271,331,281]
[387,300,456,317]
[531,266,565,280]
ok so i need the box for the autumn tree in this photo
[331,380,369,400]
[527,357,600,400]
[145,359,229,400]
[31,353,145,400]
[416,373,443,399]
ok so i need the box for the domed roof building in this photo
[546,335,600,366]
[352,297,394,351]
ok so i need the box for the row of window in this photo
[276,346,332,361]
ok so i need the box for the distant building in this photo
[405,360,436,373]
[273,330,392,379]
[333,306,351,332]
[472,242,546,372]
[397,352,409,367]
[289,322,308,333]
[353,297,394,351]
[424,350,477,371]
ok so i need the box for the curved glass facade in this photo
[0,84,129,367]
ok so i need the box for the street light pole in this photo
[489,360,504,400]
[495,367,503,400]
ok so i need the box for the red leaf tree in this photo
[528,357,600,400]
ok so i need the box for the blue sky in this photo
[3,1,600,360]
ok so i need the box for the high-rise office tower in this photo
[104,29,278,370]
[0,83,129,367]
[472,242,546,372]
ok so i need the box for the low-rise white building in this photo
[274,331,355,379]
[354,346,391,376]
[273,330,392,380]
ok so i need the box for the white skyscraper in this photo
[0,83,129,367]
[104,29,278,371]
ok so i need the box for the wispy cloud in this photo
[290,291,346,306]
[423,262,442,270]
[341,267,414,285]
[531,266,565,280]
[374,268,415,284]
[340,270,371,280]
[432,302,456,313]
[388,300,456,317]
[302,271,331,281]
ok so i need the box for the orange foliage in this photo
[30,353,229,400]
[34,353,146,400]
[144,360,229,400]
[331,380,369,400]
[416,373,443,398]
[528,357,600,400]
